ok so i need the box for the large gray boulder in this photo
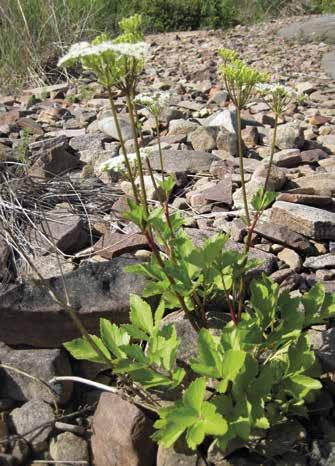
[0,256,146,347]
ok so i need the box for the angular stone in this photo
[270,201,335,240]
[201,178,232,206]
[292,174,335,195]
[29,143,80,179]
[253,221,311,253]
[300,149,328,164]
[10,400,55,452]
[50,432,88,466]
[273,122,304,150]
[0,343,72,404]
[309,326,335,372]
[273,149,301,167]
[189,126,217,151]
[277,248,302,271]
[242,126,259,147]
[276,192,333,207]
[69,132,105,152]
[0,257,146,347]
[148,150,218,173]
[168,119,198,136]
[304,253,335,270]
[94,231,148,259]
[91,392,155,466]
[17,117,44,136]
[98,115,133,141]
[317,134,335,153]
[157,444,205,466]
[27,207,89,255]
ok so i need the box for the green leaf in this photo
[64,335,110,363]
[129,294,154,335]
[183,377,206,415]
[289,374,322,392]
[100,319,130,357]
[190,329,221,379]
[121,324,149,341]
[154,300,165,328]
[201,401,228,436]
[186,422,205,450]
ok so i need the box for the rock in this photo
[69,132,105,152]
[0,454,15,465]
[276,192,333,207]
[270,269,303,291]
[148,149,218,173]
[17,117,44,136]
[256,420,306,457]
[216,127,238,155]
[21,253,75,280]
[291,174,335,196]
[0,343,72,404]
[10,400,55,452]
[27,207,89,255]
[272,148,302,167]
[242,126,259,147]
[233,163,286,209]
[0,240,10,280]
[273,122,304,150]
[300,149,328,164]
[201,178,232,206]
[98,115,133,141]
[203,109,236,130]
[310,440,335,466]
[304,254,335,270]
[309,326,335,373]
[94,231,148,259]
[278,15,335,43]
[322,50,335,80]
[168,119,199,136]
[29,142,80,179]
[0,256,146,347]
[253,221,311,253]
[157,444,205,466]
[317,134,335,153]
[189,126,217,151]
[270,201,335,240]
[50,432,88,466]
[277,248,302,271]
[91,392,155,466]
[295,82,316,95]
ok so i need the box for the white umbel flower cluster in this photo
[256,83,298,98]
[99,147,152,173]
[58,41,150,67]
[134,91,170,117]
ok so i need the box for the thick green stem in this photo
[107,87,139,203]
[236,106,250,224]
[126,92,149,215]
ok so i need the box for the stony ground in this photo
[1,14,335,466]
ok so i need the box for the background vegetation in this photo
[0,0,333,92]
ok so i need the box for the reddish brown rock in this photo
[92,393,156,466]
[277,192,333,207]
[94,231,148,259]
[17,117,44,136]
[201,178,232,206]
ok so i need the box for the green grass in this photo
[0,0,328,94]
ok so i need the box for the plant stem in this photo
[262,112,278,196]
[107,87,139,203]
[236,106,250,224]
[155,115,165,181]
[126,92,149,215]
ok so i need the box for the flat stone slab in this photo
[278,15,335,43]
[0,257,146,347]
[149,149,219,173]
[270,201,335,240]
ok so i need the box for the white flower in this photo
[99,148,152,173]
[256,83,298,98]
[134,91,170,116]
[58,40,150,67]
[111,42,150,60]
[57,41,92,66]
